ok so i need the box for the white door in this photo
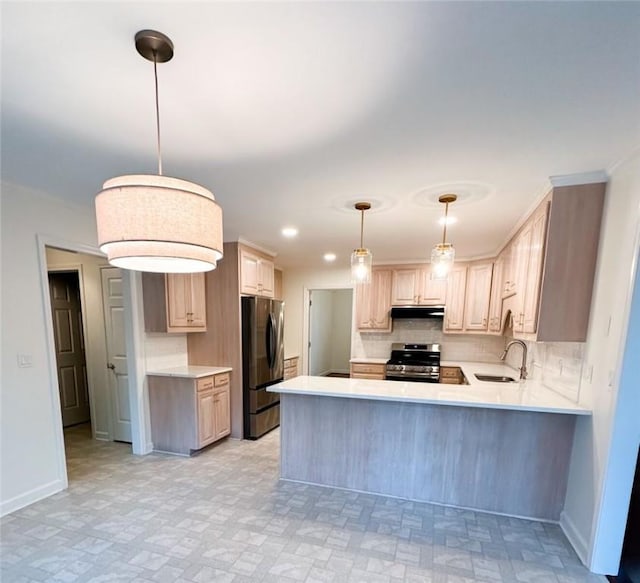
[101,267,132,443]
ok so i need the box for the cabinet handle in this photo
[482,318,487,326]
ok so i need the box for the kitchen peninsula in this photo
[269,368,590,521]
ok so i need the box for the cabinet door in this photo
[463,263,493,331]
[213,388,231,440]
[420,269,447,305]
[488,257,504,332]
[356,269,392,331]
[523,208,548,333]
[444,266,467,331]
[258,258,275,298]
[188,273,207,329]
[391,269,420,305]
[166,274,191,328]
[240,250,260,295]
[197,389,216,447]
[370,269,392,329]
[512,226,532,333]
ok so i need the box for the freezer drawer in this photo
[248,386,280,413]
[248,403,280,439]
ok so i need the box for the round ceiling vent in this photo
[412,181,495,207]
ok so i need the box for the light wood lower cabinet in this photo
[284,357,299,380]
[148,371,231,455]
[350,362,386,380]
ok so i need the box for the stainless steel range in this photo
[385,343,441,383]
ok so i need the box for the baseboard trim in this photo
[560,510,589,566]
[0,479,65,517]
[94,431,110,441]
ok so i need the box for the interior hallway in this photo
[0,429,605,582]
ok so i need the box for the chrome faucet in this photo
[500,339,528,380]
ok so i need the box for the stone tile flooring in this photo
[1,424,605,582]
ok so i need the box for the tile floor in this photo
[1,424,605,583]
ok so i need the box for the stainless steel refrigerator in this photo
[241,296,284,439]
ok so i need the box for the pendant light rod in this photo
[438,194,457,245]
[135,30,174,177]
[153,55,163,176]
[355,202,371,249]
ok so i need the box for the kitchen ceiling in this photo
[2,2,639,268]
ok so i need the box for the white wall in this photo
[309,290,334,376]
[45,247,112,440]
[1,183,103,514]
[330,289,353,373]
[561,149,640,572]
[282,266,352,370]
[0,182,187,516]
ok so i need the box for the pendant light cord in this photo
[360,208,365,248]
[153,52,163,176]
[442,202,449,245]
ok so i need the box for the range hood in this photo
[390,306,445,319]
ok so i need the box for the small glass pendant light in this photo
[351,202,372,284]
[431,194,457,279]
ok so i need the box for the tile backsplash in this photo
[352,320,585,403]
[145,333,188,370]
[503,338,584,402]
[352,319,506,362]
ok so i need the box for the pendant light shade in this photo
[351,202,372,284]
[96,175,223,273]
[431,194,457,280]
[95,30,223,273]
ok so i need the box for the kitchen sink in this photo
[474,374,517,383]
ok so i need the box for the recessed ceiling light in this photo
[438,216,458,226]
[281,227,298,238]
[323,253,336,262]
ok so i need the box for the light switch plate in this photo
[17,353,33,368]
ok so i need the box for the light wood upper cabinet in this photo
[391,267,446,306]
[488,256,504,333]
[511,225,532,333]
[240,249,274,298]
[356,268,393,331]
[391,269,420,305]
[463,263,493,331]
[444,265,467,332]
[143,272,207,333]
[522,207,548,334]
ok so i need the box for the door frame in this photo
[302,284,355,375]
[37,235,149,492]
[47,264,102,439]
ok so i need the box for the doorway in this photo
[46,247,132,450]
[308,288,353,376]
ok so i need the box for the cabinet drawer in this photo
[197,377,214,392]
[351,372,386,380]
[350,363,386,375]
[440,367,459,378]
[214,373,230,388]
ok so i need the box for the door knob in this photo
[107,363,115,370]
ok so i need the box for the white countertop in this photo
[269,361,590,415]
[147,365,232,379]
[350,357,388,365]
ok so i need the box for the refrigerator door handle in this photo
[270,313,277,369]
[266,312,276,369]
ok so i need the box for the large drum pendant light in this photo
[95,30,223,273]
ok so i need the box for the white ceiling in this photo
[2,2,640,268]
